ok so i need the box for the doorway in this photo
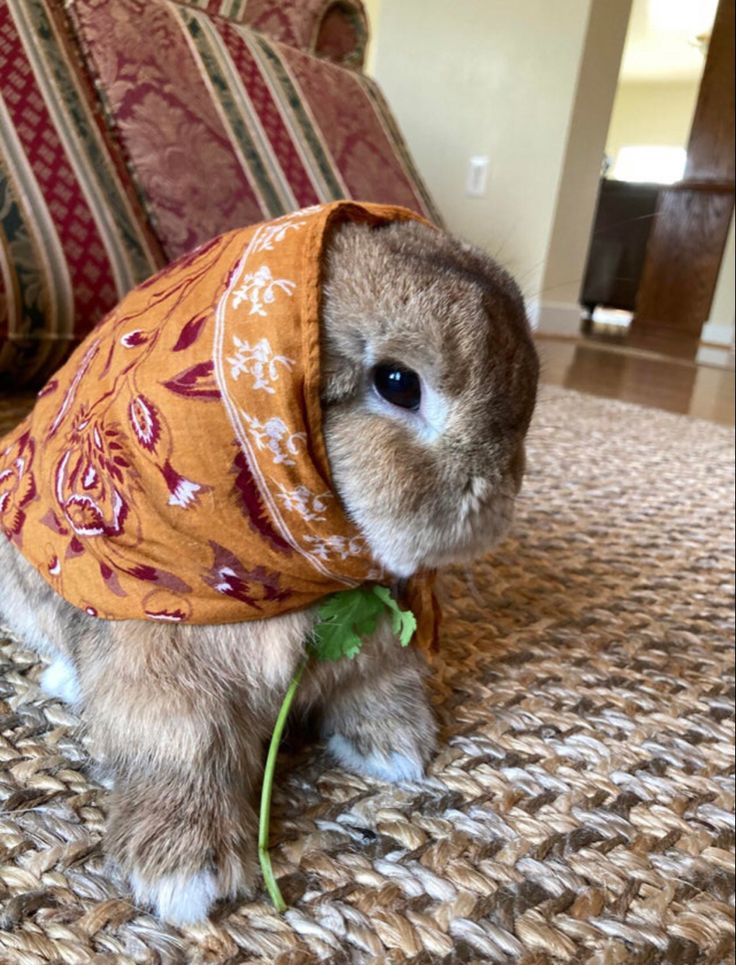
[579,0,734,359]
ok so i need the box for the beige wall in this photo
[365,1,726,344]
[362,0,381,29]
[605,80,700,160]
[703,213,735,346]
[362,0,382,73]
[366,0,598,309]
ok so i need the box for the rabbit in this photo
[0,212,538,925]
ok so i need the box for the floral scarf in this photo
[0,201,437,640]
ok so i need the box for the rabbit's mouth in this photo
[423,490,516,570]
[368,488,516,578]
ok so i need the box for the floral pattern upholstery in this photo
[69,0,439,263]
[0,0,438,385]
[170,0,370,69]
[0,0,162,386]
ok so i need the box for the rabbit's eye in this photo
[373,363,421,411]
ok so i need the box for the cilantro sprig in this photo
[311,585,416,660]
[258,585,416,911]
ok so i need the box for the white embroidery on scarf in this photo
[227,337,295,393]
[231,265,296,317]
[303,534,366,561]
[240,412,306,467]
[213,211,371,588]
[252,218,306,253]
[276,484,332,522]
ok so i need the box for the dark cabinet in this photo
[580,179,661,316]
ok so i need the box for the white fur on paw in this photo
[328,734,424,783]
[130,868,220,926]
[40,656,80,705]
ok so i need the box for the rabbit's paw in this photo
[124,842,256,925]
[129,868,223,926]
[321,653,437,785]
[109,778,257,925]
[327,733,426,783]
[40,655,80,705]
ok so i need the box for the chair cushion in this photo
[0,0,439,385]
[169,0,370,69]
[0,0,162,384]
[67,0,440,263]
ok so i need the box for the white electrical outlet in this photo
[466,155,489,197]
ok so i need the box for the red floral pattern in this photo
[0,8,116,330]
[0,203,433,626]
[0,430,37,543]
[3,0,435,386]
[54,414,135,538]
[169,0,369,68]
[79,4,264,261]
[129,395,161,452]
[0,0,161,385]
[280,44,431,211]
[216,19,321,209]
[204,541,290,609]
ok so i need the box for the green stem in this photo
[258,656,308,913]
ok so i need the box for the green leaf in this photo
[372,585,417,646]
[311,587,384,661]
[310,585,418,662]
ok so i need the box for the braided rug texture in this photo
[0,385,734,965]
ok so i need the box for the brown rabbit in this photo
[0,203,538,924]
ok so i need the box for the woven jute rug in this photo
[1,385,734,965]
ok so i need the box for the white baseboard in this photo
[525,298,540,330]
[536,301,583,337]
[592,307,632,327]
[696,343,735,368]
[534,300,735,352]
[701,319,735,347]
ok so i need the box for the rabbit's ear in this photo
[319,347,364,405]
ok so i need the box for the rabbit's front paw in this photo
[322,663,437,785]
[122,832,257,926]
[327,732,426,783]
[129,868,223,927]
[40,654,81,705]
[109,779,257,925]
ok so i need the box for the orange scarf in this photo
[0,202,437,642]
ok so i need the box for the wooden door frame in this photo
[629,0,735,358]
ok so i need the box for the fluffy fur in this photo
[0,219,538,924]
[321,221,538,575]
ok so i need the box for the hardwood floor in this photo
[536,335,735,426]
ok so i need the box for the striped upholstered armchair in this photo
[0,0,438,385]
